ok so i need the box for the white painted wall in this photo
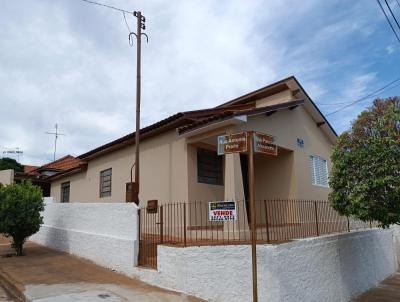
[132,229,397,302]
[30,202,397,302]
[30,202,139,276]
[0,169,14,185]
[391,225,400,267]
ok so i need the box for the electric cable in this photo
[376,0,400,43]
[325,78,400,116]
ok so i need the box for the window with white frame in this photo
[309,155,329,187]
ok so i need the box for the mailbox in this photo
[147,199,158,213]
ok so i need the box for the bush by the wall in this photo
[0,181,44,256]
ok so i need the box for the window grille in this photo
[61,181,70,203]
[100,168,112,197]
[309,155,329,187]
[197,148,223,186]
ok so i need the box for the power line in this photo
[123,11,132,33]
[75,0,132,14]
[75,0,135,36]
[376,0,400,43]
[317,80,400,106]
[384,0,400,31]
[325,78,400,116]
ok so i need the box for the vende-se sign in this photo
[209,201,237,221]
[217,132,247,155]
[253,132,277,156]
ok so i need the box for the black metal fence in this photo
[138,199,376,268]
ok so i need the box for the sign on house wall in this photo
[217,132,247,155]
[218,131,277,156]
[209,201,237,221]
[253,132,277,156]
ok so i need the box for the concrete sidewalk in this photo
[0,238,204,302]
[352,272,400,302]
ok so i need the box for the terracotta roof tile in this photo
[23,165,39,174]
[39,155,85,171]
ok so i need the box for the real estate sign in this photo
[209,201,237,221]
[253,132,278,156]
[217,132,247,155]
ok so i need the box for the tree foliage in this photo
[329,97,400,228]
[0,181,44,256]
[0,157,23,172]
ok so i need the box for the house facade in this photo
[48,76,336,204]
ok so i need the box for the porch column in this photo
[224,153,244,201]
[224,153,247,239]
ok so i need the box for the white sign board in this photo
[209,201,236,221]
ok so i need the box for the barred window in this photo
[100,168,112,197]
[61,181,70,203]
[197,148,223,186]
[309,155,329,187]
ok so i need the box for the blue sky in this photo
[0,0,399,165]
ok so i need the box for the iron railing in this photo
[138,199,377,268]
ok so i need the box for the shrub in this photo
[0,181,44,256]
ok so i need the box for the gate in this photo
[138,205,163,269]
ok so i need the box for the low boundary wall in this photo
[133,229,397,302]
[30,202,398,301]
[31,202,139,276]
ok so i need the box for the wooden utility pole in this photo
[247,131,258,302]
[129,11,147,205]
[218,130,277,302]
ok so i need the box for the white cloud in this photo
[0,0,396,165]
[386,45,395,54]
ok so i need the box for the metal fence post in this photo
[314,201,319,236]
[159,205,164,244]
[264,200,270,244]
[347,216,350,232]
[183,203,187,247]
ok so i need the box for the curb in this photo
[0,268,27,302]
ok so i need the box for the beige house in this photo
[48,76,336,205]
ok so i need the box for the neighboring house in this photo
[47,76,336,204]
[0,155,84,197]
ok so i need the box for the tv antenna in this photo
[45,123,66,162]
[1,146,24,162]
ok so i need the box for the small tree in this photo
[329,97,400,228]
[0,157,23,172]
[0,181,44,256]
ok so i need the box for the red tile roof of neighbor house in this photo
[18,156,86,181]
[23,165,38,174]
[38,155,85,171]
